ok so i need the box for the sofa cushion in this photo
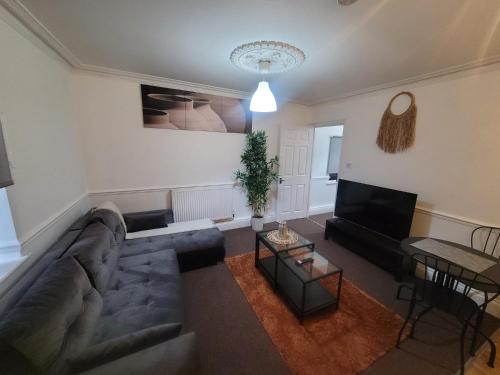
[91,249,183,344]
[90,209,126,246]
[77,332,199,375]
[0,257,102,373]
[67,323,182,373]
[96,201,127,234]
[122,227,225,272]
[66,222,119,294]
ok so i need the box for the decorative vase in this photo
[194,101,227,132]
[251,217,264,231]
[220,98,247,133]
[278,221,288,239]
[143,108,178,129]
[147,94,210,131]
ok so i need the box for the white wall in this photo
[0,11,89,264]
[72,71,311,219]
[309,125,343,215]
[311,64,500,244]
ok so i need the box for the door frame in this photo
[306,120,346,218]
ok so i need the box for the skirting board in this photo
[308,204,335,216]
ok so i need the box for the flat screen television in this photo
[334,179,417,241]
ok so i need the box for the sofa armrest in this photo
[74,332,199,375]
[68,323,182,373]
[123,209,174,232]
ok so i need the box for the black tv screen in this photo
[335,179,417,241]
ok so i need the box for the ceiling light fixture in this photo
[230,41,306,113]
[338,0,359,5]
[250,60,276,112]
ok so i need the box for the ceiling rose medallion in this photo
[230,41,306,113]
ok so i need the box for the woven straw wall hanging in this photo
[376,91,417,153]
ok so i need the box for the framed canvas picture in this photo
[141,84,252,134]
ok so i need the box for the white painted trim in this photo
[312,55,500,105]
[414,206,498,229]
[76,65,251,99]
[88,182,236,197]
[19,192,88,250]
[308,204,335,216]
[0,0,80,66]
[89,184,497,230]
[3,0,500,106]
[0,239,20,255]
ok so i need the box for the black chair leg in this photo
[470,307,486,356]
[460,323,469,375]
[397,298,416,348]
[486,336,496,368]
[409,305,433,338]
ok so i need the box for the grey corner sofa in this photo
[0,208,226,374]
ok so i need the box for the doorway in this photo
[308,124,344,218]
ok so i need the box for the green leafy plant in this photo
[235,130,279,218]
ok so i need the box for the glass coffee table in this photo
[255,230,343,323]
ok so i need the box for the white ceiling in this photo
[15,0,500,105]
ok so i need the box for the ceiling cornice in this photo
[77,64,252,99]
[312,53,500,106]
[0,0,81,66]
[3,0,500,106]
[0,0,252,99]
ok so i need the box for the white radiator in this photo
[172,185,234,222]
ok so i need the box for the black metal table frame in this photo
[255,231,315,290]
[401,237,500,359]
[255,231,342,323]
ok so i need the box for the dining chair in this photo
[396,253,499,375]
[471,226,500,259]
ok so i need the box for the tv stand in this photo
[324,218,406,280]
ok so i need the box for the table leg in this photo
[254,236,260,267]
[337,271,343,309]
[300,283,306,324]
[273,253,278,290]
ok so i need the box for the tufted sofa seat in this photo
[0,208,202,375]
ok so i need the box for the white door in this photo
[277,128,313,221]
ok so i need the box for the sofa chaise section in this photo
[91,207,225,272]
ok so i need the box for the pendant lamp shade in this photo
[250,81,277,113]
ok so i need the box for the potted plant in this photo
[235,130,279,231]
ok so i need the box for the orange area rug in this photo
[226,252,404,375]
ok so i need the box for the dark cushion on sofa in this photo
[66,222,120,294]
[124,210,171,233]
[122,228,225,272]
[0,257,102,373]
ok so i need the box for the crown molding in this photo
[0,0,81,66]
[0,0,252,99]
[311,54,500,106]
[4,0,500,106]
[77,64,252,99]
